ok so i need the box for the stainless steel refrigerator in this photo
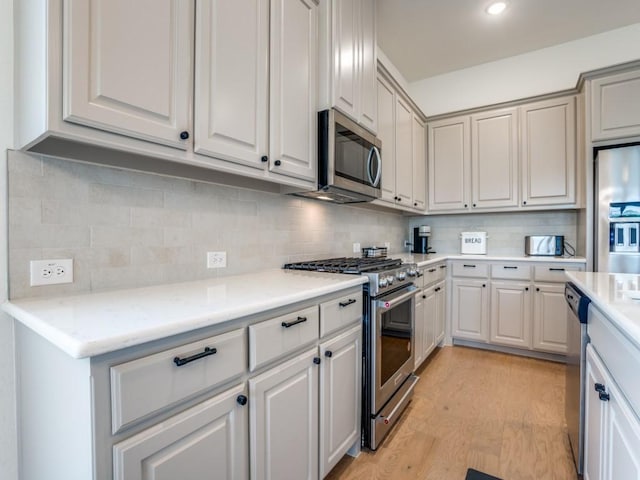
[595,144,640,272]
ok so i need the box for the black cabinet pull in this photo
[414,202,418,206]
[324,350,333,358]
[179,131,189,140]
[463,264,476,268]
[281,316,307,328]
[525,287,529,291]
[536,287,540,292]
[339,299,357,308]
[549,268,565,272]
[523,201,527,205]
[274,160,282,166]
[439,265,447,269]
[173,346,217,367]
[261,155,268,163]
[503,266,518,270]
[595,383,606,393]
[428,268,436,273]
[472,203,476,207]
[599,391,610,402]
[313,357,321,365]
[482,284,486,288]
[422,294,426,299]
[236,395,248,406]
[435,287,440,292]
[464,204,468,208]
[397,197,402,202]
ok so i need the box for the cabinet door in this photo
[591,69,640,141]
[451,278,489,342]
[532,283,568,354]
[359,0,377,133]
[395,95,414,205]
[606,380,640,480]
[413,290,425,370]
[269,0,317,181]
[521,97,576,206]
[332,0,359,122]
[63,0,192,149]
[435,281,446,344]
[319,325,361,478]
[194,0,269,169]
[471,108,519,209]
[113,384,248,480]
[427,116,470,211]
[423,285,437,359]
[412,113,427,210]
[490,281,531,348]
[585,345,607,480]
[250,348,319,480]
[377,75,396,203]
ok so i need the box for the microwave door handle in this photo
[368,146,381,187]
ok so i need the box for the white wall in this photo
[0,0,17,478]
[410,23,640,116]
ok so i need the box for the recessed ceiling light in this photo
[486,1,508,15]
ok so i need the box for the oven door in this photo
[372,284,416,413]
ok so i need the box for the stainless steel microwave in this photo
[293,109,382,203]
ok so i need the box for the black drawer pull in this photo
[463,264,476,268]
[439,265,447,269]
[339,299,357,308]
[595,383,606,393]
[549,268,566,272]
[325,350,333,358]
[282,316,307,328]
[236,395,248,406]
[174,346,217,367]
[428,268,436,273]
[599,391,610,402]
[503,266,518,270]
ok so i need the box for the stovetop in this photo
[283,257,403,274]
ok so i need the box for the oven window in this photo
[380,299,412,386]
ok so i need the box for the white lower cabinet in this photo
[414,285,436,370]
[435,280,446,344]
[250,348,320,480]
[451,278,489,342]
[319,325,362,478]
[532,283,568,354]
[584,344,640,480]
[113,383,249,480]
[490,281,531,348]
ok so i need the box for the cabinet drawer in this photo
[111,328,246,434]
[491,263,531,281]
[451,262,489,278]
[249,306,319,371]
[533,264,584,283]
[320,291,362,337]
[421,263,447,286]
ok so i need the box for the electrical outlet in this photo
[207,251,227,269]
[30,259,73,286]
[353,242,361,253]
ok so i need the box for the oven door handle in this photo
[376,286,417,310]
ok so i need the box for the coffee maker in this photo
[412,225,432,254]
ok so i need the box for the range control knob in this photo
[386,275,395,285]
[396,271,407,281]
[407,268,417,277]
[378,278,388,288]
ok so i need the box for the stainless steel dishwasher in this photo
[565,282,591,478]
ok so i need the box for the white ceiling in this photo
[376,0,640,82]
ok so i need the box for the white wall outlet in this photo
[353,242,361,253]
[207,251,227,269]
[30,259,73,286]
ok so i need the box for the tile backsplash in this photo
[7,151,407,299]
[408,210,579,257]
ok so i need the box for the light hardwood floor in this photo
[326,346,576,480]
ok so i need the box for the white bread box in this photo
[460,231,488,254]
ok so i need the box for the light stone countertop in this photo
[2,269,367,359]
[396,253,587,268]
[566,271,640,350]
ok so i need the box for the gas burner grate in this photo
[283,256,402,274]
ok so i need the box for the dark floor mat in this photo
[465,468,502,480]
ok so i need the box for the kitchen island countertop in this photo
[566,271,640,350]
[399,253,587,268]
[2,269,366,359]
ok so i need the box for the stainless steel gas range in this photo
[284,257,419,450]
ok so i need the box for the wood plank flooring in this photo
[326,346,576,480]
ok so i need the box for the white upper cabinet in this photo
[427,115,471,212]
[591,67,640,142]
[520,96,576,207]
[320,0,377,133]
[412,113,427,211]
[471,108,519,209]
[194,0,269,169]
[64,0,193,149]
[268,0,318,181]
[377,75,396,203]
[394,95,414,206]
